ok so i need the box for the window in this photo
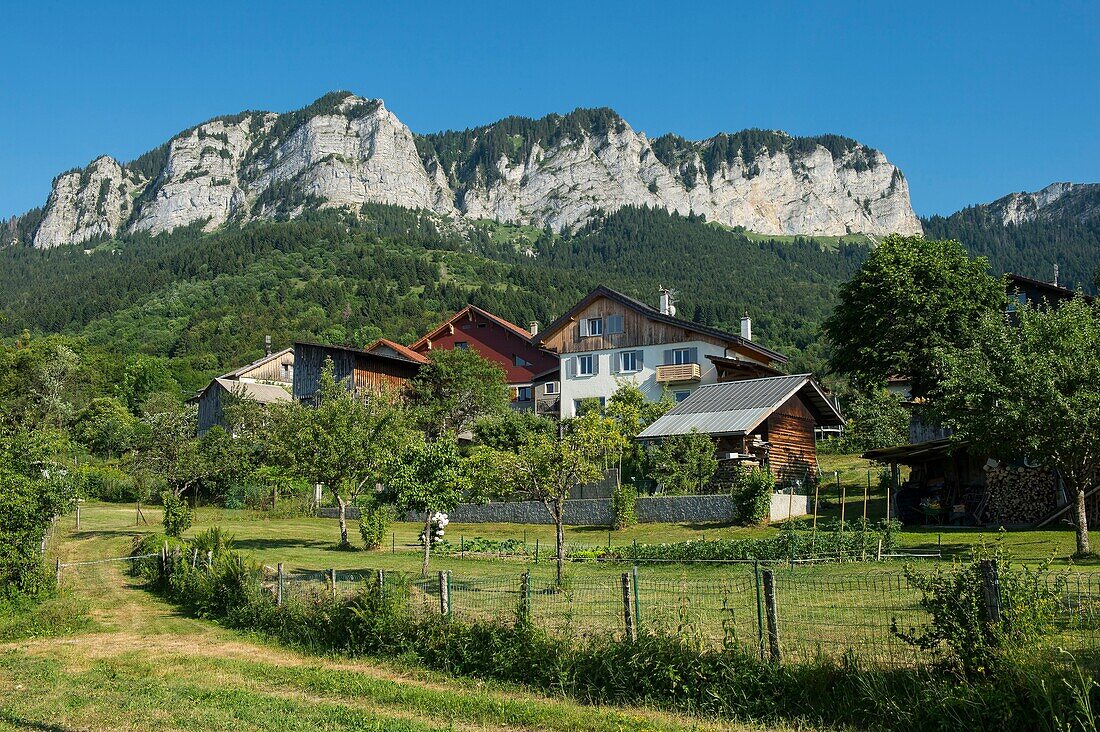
[544,381,558,395]
[516,386,533,401]
[455,341,469,350]
[672,348,691,365]
[619,350,639,373]
[674,390,691,403]
[587,317,603,336]
[514,354,533,367]
[577,354,595,376]
[574,397,605,415]
[281,363,293,379]
[607,314,625,334]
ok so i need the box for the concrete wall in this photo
[321,493,810,525]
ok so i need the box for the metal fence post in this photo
[980,559,1002,625]
[621,572,636,641]
[754,560,765,660]
[439,571,450,617]
[520,571,531,623]
[631,564,641,633]
[762,569,781,663]
[276,563,284,606]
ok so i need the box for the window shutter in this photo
[592,354,600,375]
[566,357,575,378]
[635,350,644,370]
[611,352,620,374]
[663,349,673,366]
[608,314,624,334]
[688,347,698,364]
[578,319,589,338]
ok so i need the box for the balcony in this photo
[655,362,701,384]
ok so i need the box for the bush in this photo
[611,480,638,530]
[160,491,192,538]
[892,541,1067,677]
[77,463,138,502]
[358,500,396,550]
[730,467,774,525]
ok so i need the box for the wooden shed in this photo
[637,374,843,488]
[292,341,422,403]
[196,378,292,435]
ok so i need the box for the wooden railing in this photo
[655,362,701,383]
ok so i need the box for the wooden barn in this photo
[292,341,422,403]
[637,374,843,488]
[194,345,295,434]
[196,379,292,435]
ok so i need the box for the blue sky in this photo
[2,1,1096,220]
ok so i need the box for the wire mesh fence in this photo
[240,560,1100,669]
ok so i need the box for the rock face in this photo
[986,182,1100,226]
[27,92,921,248]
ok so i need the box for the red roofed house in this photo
[410,305,561,415]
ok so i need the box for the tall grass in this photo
[139,532,1100,731]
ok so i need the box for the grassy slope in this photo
[0,524,787,732]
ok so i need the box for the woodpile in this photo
[984,464,1058,525]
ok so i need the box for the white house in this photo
[534,286,787,418]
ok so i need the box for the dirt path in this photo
[2,530,775,732]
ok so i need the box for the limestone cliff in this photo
[26,92,921,248]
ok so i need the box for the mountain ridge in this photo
[11,91,922,249]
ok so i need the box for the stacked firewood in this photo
[984,464,1057,525]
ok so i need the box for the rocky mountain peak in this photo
[21,92,923,248]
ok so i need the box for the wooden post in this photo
[55,558,61,587]
[761,569,781,663]
[205,550,213,568]
[621,572,636,641]
[276,563,284,606]
[787,485,794,524]
[535,538,539,564]
[876,538,883,561]
[191,548,198,569]
[75,504,80,530]
[980,559,1002,625]
[391,533,395,554]
[812,480,820,530]
[863,473,869,522]
[375,569,385,594]
[438,571,450,617]
[839,476,846,527]
[330,568,337,599]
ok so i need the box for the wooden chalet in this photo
[409,305,560,413]
[292,341,422,403]
[535,285,787,418]
[637,374,842,488]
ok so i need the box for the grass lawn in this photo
[1,524,802,732]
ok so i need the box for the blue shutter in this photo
[635,350,644,370]
[663,349,673,366]
[688,347,698,364]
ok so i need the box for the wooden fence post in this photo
[330,568,337,599]
[205,550,212,569]
[438,571,450,617]
[191,548,198,569]
[375,569,385,594]
[762,569,781,663]
[621,572,636,641]
[980,559,1002,624]
[276,563,284,606]
[55,558,61,588]
[876,539,883,561]
[75,504,80,530]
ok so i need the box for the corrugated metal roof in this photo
[214,378,292,404]
[637,374,812,439]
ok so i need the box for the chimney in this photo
[264,335,272,356]
[658,286,672,315]
[529,320,540,336]
[740,313,752,341]
[1053,263,1060,288]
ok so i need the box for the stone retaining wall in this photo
[320,493,810,525]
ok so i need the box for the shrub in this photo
[610,480,638,530]
[358,500,396,550]
[160,491,192,538]
[730,467,774,525]
[892,542,1067,677]
[77,463,139,502]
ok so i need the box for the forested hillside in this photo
[921,208,1099,293]
[0,206,866,394]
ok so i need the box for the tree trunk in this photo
[555,498,566,586]
[1074,486,1091,556]
[336,495,350,549]
[421,510,433,577]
